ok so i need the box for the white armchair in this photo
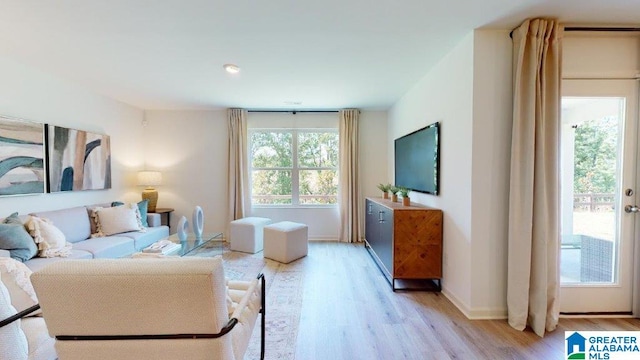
[0,258,55,360]
[31,257,264,360]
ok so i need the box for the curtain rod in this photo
[565,27,640,32]
[509,26,640,39]
[247,110,350,114]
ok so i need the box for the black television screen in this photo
[394,122,440,195]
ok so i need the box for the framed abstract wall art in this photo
[46,125,111,192]
[0,116,46,196]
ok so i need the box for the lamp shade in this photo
[137,171,162,187]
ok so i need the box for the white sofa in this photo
[31,257,264,360]
[0,204,169,272]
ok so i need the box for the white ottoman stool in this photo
[229,217,271,253]
[263,221,308,263]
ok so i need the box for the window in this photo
[250,129,338,206]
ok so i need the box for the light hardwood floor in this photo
[294,242,640,360]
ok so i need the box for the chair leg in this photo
[258,273,266,360]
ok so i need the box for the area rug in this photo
[190,242,303,360]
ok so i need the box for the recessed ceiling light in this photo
[223,64,240,74]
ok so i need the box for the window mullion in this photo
[292,130,299,205]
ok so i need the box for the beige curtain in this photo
[338,109,361,243]
[507,19,563,337]
[227,108,250,225]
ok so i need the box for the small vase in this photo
[192,206,204,240]
[383,192,389,199]
[391,194,398,202]
[177,216,189,242]
[403,197,410,206]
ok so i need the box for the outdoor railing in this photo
[252,194,337,205]
[573,193,614,212]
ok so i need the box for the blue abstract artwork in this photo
[47,125,111,192]
[0,116,45,196]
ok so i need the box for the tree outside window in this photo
[250,129,338,206]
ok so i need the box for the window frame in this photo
[249,128,339,208]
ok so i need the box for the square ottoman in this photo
[263,221,308,263]
[229,217,271,253]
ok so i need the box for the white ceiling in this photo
[0,0,638,111]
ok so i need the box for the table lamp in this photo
[137,171,162,212]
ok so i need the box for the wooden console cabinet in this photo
[364,197,443,291]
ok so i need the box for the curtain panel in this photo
[227,108,250,226]
[338,109,362,243]
[507,18,563,337]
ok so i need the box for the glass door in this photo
[559,79,638,313]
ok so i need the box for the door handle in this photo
[378,211,385,223]
[368,204,372,215]
[625,205,640,213]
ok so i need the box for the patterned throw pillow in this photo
[25,216,72,258]
[91,203,145,237]
[0,213,38,262]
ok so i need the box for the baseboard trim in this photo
[467,308,508,320]
[308,237,339,241]
[442,288,471,318]
[442,289,507,320]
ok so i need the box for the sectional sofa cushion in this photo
[72,236,135,259]
[31,206,91,244]
[25,217,72,258]
[24,249,92,273]
[0,214,38,262]
[117,226,170,251]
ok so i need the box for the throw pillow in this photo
[0,281,29,359]
[137,199,149,227]
[0,213,38,262]
[0,257,42,316]
[92,203,145,237]
[25,216,72,258]
[111,200,149,227]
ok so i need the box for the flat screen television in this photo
[394,122,440,195]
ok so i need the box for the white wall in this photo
[0,55,145,217]
[389,32,475,309]
[469,30,512,318]
[143,110,387,240]
[389,30,513,318]
[143,110,227,233]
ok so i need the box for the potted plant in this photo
[398,187,411,206]
[377,183,391,199]
[389,185,400,202]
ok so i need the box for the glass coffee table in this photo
[165,232,223,257]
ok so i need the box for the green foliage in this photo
[574,117,617,194]
[251,132,292,168]
[377,183,391,192]
[250,130,338,205]
[389,185,400,194]
[298,132,338,168]
[397,187,410,197]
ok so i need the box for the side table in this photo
[151,208,175,230]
